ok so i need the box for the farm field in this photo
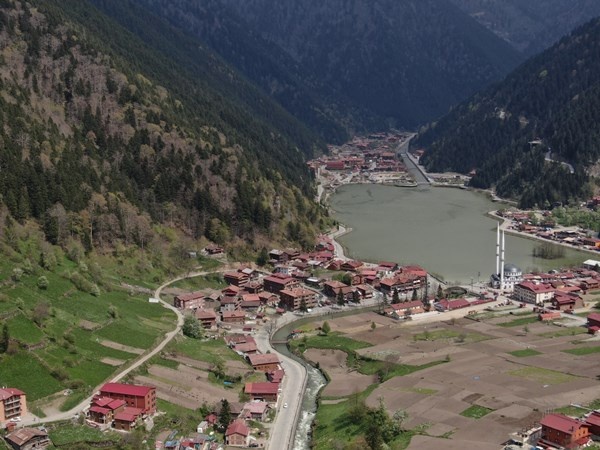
[293,310,600,450]
[0,238,178,416]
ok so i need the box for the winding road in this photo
[19,271,210,427]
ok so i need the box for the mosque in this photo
[490,224,522,291]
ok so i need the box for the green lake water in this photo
[330,184,587,284]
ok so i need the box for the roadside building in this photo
[435,298,470,311]
[241,401,270,422]
[513,282,555,305]
[340,260,363,272]
[4,427,50,450]
[539,413,590,449]
[244,382,279,402]
[173,291,205,310]
[279,288,317,311]
[98,383,156,415]
[225,419,250,447]
[0,388,27,422]
[391,300,424,317]
[248,353,280,372]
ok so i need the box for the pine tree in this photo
[0,323,9,353]
[219,399,231,432]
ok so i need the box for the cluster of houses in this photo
[177,234,438,332]
[497,209,600,252]
[307,132,415,188]
[156,333,284,449]
[507,263,600,313]
[86,382,156,431]
[506,411,600,449]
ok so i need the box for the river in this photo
[330,184,587,284]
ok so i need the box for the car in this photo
[9,417,21,422]
[283,403,288,408]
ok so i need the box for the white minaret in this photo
[496,224,500,275]
[500,230,505,289]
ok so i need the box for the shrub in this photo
[11,268,23,282]
[90,283,101,297]
[37,276,49,290]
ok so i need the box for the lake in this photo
[330,184,587,284]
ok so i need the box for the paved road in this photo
[19,271,210,427]
[254,323,307,450]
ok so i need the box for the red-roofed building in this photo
[340,260,363,272]
[263,274,300,294]
[258,291,279,306]
[225,419,250,447]
[551,293,583,311]
[585,411,600,436]
[113,407,143,431]
[323,280,347,298]
[222,311,246,324]
[539,413,590,449]
[224,272,249,287]
[248,353,280,372]
[267,369,284,384]
[514,282,555,305]
[280,288,317,311]
[173,291,205,310]
[588,313,600,329]
[240,293,261,310]
[195,309,217,329]
[435,298,470,311]
[0,388,26,422]
[98,383,156,415]
[87,397,126,425]
[391,300,424,317]
[4,427,50,450]
[244,382,279,402]
[241,401,270,422]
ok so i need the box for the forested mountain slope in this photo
[413,18,600,208]
[215,0,523,129]
[113,0,354,144]
[0,0,328,252]
[449,0,600,55]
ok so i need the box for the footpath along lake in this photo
[330,184,587,284]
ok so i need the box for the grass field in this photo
[509,349,542,357]
[562,346,600,356]
[6,313,45,344]
[0,353,64,401]
[497,316,539,327]
[412,329,488,343]
[166,335,244,366]
[290,333,372,353]
[49,423,121,446]
[170,273,226,291]
[0,238,179,403]
[508,366,578,385]
[460,405,494,419]
[538,327,587,338]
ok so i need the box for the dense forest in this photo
[0,0,330,255]
[449,0,600,54]
[413,17,600,208]
[144,0,523,131]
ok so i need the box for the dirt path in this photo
[20,269,217,427]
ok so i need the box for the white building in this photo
[490,226,522,291]
[513,282,555,305]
